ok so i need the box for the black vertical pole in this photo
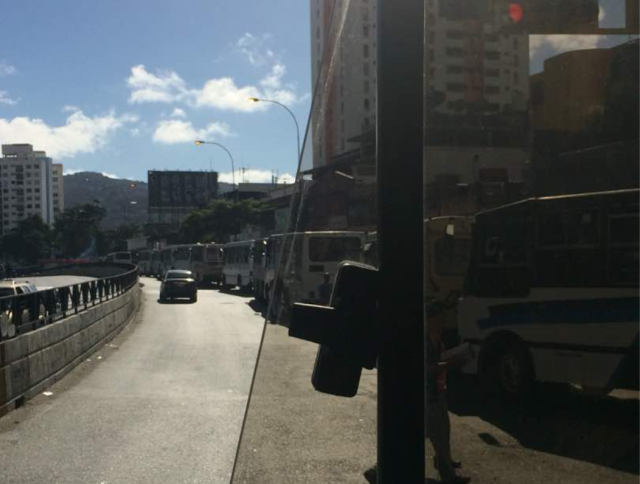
[376,1,425,483]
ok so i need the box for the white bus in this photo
[106,251,133,264]
[265,231,366,306]
[458,189,639,398]
[172,245,192,271]
[222,240,255,291]
[149,249,162,277]
[252,239,268,301]
[137,250,151,275]
[190,243,224,285]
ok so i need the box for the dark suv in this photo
[160,270,198,303]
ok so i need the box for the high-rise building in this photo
[0,144,60,234]
[52,163,64,216]
[310,0,377,169]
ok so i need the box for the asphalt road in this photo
[0,278,264,484]
[233,324,638,484]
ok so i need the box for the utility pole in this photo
[376,1,425,483]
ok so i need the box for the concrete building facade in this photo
[52,163,64,216]
[0,144,61,234]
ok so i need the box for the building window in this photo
[35,188,40,193]
[446,83,465,92]
[485,85,500,95]
[514,71,519,84]
[363,24,369,36]
[485,51,500,61]
[445,48,463,58]
[364,98,370,110]
[363,44,369,57]
[35,204,40,208]
[513,54,519,67]
[364,80,370,93]
[485,68,500,77]
[446,65,463,74]
[363,62,369,76]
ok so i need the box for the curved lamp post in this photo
[194,140,237,201]
[248,97,301,165]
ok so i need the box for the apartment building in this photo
[52,163,65,216]
[0,144,61,234]
[310,0,377,169]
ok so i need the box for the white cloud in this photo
[0,91,18,105]
[0,109,137,159]
[530,35,603,58]
[130,127,141,137]
[236,32,275,67]
[0,61,16,77]
[63,168,84,175]
[101,172,120,179]
[127,64,188,104]
[190,77,263,112]
[126,61,301,113]
[171,108,186,118]
[218,169,295,184]
[152,119,231,144]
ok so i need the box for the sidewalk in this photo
[232,323,377,484]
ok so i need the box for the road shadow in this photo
[197,284,222,291]
[247,299,268,318]
[446,372,639,474]
[218,287,254,299]
[156,298,196,305]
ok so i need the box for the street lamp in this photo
[194,140,237,201]
[248,97,301,166]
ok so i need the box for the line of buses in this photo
[134,188,638,398]
[135,231,368,307]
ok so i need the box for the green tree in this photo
[181,199,267,243]
[101,223,142,253]
[53,203,106,258]
[1,215,52,264]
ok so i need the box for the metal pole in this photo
[202,141,237,202]
[257,99,301,163]
[376,0,425,483]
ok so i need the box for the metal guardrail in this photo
[0,267,139,341]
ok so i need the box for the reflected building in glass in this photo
[424,0,530,217]
[305,0,377,231]
[530,38,639,196]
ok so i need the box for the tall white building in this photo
[0,144,63,234]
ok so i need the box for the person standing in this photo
[426,301,469,484]
[317,272,333,305]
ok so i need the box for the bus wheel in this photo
[485,339,534,402]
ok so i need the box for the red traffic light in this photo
[508,3,524,23]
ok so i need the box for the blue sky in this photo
[0,1,635,184]
[0,0,311,182]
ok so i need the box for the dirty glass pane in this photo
[425,1,639,484]
[233,1,378,483]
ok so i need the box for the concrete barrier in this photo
[0,284,142,418]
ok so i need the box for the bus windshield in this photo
[308,237,362,262]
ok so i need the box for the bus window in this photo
[191,246,204,262]
[434,238,472,276]
[608,214,639,285]
[308,237,362,262]
[206,246,222,261]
